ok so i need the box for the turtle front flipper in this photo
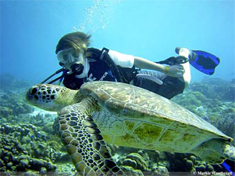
[56,99,124,175]
[223,144,235,162]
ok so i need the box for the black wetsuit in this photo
[62,47,185,99]
[63,48,137,90]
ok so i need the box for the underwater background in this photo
[0,0,235,175]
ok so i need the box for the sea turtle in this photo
[26,81,235,175]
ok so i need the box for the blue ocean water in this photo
[0,0,234,84]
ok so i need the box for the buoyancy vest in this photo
[62,47,138,90]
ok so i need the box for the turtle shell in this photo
[80,81,232,153]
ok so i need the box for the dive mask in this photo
[57,48,84,74]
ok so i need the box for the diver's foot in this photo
[175,47,197,61]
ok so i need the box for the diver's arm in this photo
[134,57,185,77]
[108,49,185,78]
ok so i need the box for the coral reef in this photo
[0,90,34,120]
[0,74,32,91]
[0,123,75,175]
[112,147,227,175]
[191,78,235,101]
[173,78,235,141]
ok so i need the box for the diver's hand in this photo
[165,65,185,77]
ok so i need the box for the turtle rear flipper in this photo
[224,144,235,162]
[192,139,235,163]
[57,100,123,175]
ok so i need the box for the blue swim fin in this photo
[222,161,235,176]
[190,50,220,75]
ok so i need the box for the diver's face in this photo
[57,48,85,73]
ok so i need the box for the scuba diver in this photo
[42,31,220,99]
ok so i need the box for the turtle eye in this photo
[30,87,38,95]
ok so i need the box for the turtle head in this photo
[26,84,81,111]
